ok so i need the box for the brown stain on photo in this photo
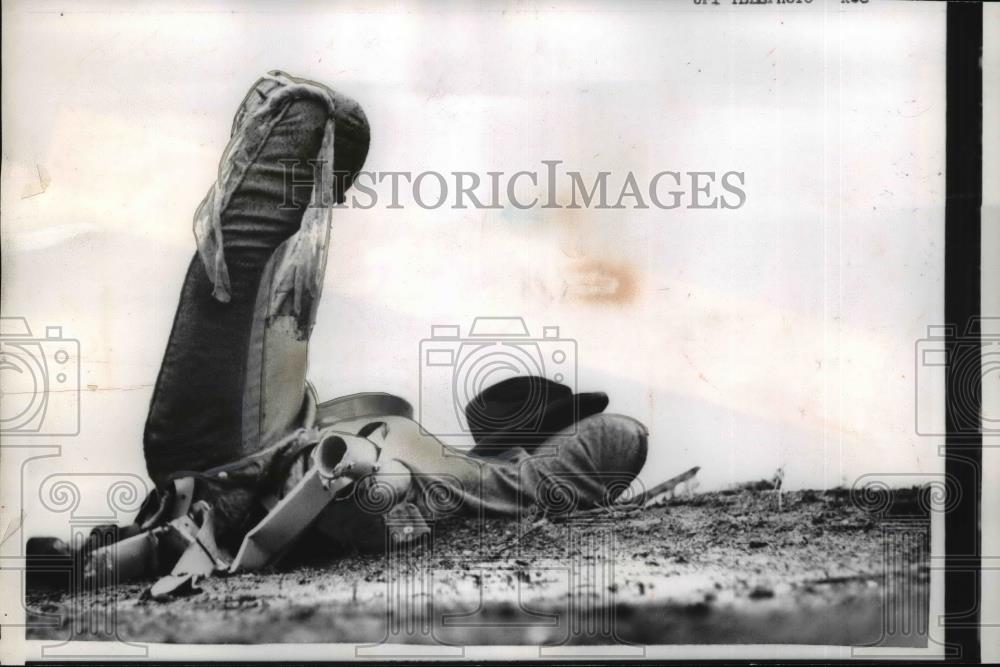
[564,257,640,306]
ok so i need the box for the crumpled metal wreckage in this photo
[82,391,428,599]
[41,389,671,601]
[25,71,675,600]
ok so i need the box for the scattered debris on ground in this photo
[25,487,929,646]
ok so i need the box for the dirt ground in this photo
[25,487,930,647]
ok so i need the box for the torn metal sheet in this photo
[192,70,340,315]
[230,430,382,572]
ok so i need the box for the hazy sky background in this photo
[2,0,947,536]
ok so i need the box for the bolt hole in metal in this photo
[316,435,348,476]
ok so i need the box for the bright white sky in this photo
[2,0,947,537]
